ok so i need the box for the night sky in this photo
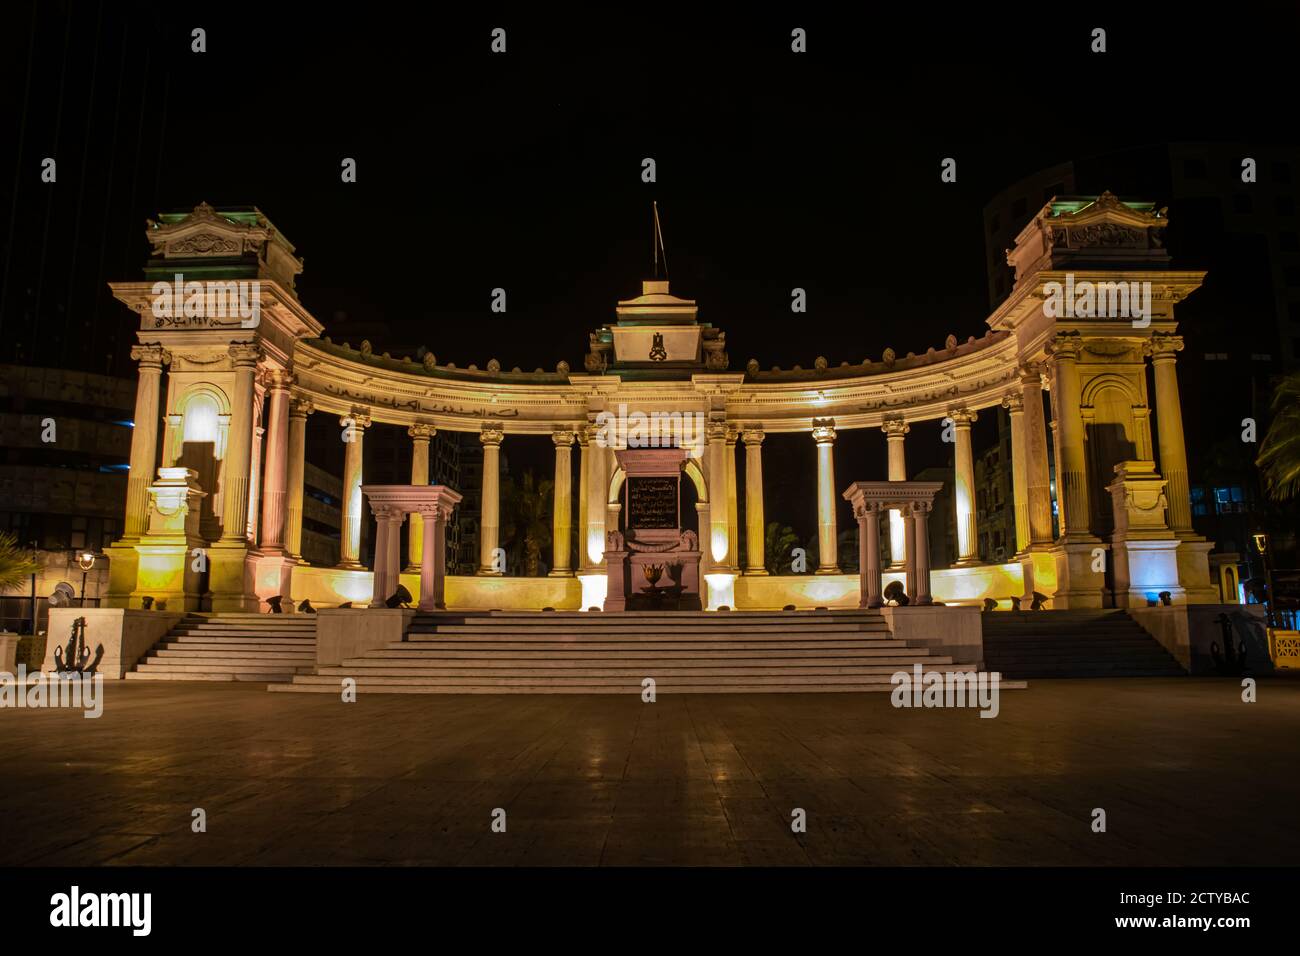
[4,3,1299,539]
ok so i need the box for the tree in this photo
[501,470,554,576]
[764,521,801,574]
[0,531,38,592]
[1257,372,1300,501]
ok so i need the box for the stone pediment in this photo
[1008,191,1170,289]
[144,202,304,297]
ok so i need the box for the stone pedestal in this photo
[1050,542,1107,608]
[130,467,208,612]
[1106,460,1183,607]
[604,529,702,611]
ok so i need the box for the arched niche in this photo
[171,383,231,537]
[606,456,707,535]
[1081,373,1147,535]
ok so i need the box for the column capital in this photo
[289,395,314,419]
[480,424,505,446]
[706,419,728,443]
[228,342,262,368]
[853,500,885,520]
[1145,332,1184,360]
[1018,360,1048,389]
[261,368,294,391]
[881,417,910,438]
[408,422,436,442]
[947,407,978,426]
[1046,331,1083,362]
[811,417,836,444]
[551,426,576,446]
[130,343,171,369]
[576,423,592,447]
[725,424,740,444]
[1001,391,1025,413]
[341,405,371,430]
[910,499,933,515]
[741,425,765,445]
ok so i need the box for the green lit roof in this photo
[1048,196,1156,216]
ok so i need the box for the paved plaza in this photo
[2,678,1296,866]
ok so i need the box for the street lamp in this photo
[1252,532,1274,628]
[77,551,96,607]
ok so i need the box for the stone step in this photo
[128,670,298,682]
[326,658,957,676]
[149,649,316,661]
[164,638,317,648]
[271,680,1027,695]
[167,633,316,643]
[131,660,315,673]
[405,629,894,642]
[286,667,999,688]
[367,645,937,659]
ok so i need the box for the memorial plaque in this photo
[627,476,679,529]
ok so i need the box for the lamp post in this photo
[1252,532,1274,628]
[77,551,97,607]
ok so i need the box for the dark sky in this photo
[3,3,1299,538]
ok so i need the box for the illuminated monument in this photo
[103,194,1215,616]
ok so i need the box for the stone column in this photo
[1148,334,1194,533]
[855,501,883,608]
[1019,363,1055,546]
[912,501,934,605]
[338,406,370,567]
[1003,391,1030,554]
[882,418,909,568]
[285,396,312,560]
[248,419,265,542]
[124,344,170,537]
[1048,333,1091,538]
[812,418,840,573]
[370,509,403,607]
[903,504,917,598]
[725,427,740,570]
[419,502,454,610]
[576,426,592,571]
[478,425,504,575]
[406,424,434,570]
[258,371,293,551]
[585,422,610,570]
[706,419,729,567]
[220,343,261,543]
[742,426,767,574]
[949,407,979,564]
[550,428,575,576]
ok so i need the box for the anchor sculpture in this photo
[1210,612,1249,676]
[53,616,92,674]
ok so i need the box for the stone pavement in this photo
[1,678,1296,866]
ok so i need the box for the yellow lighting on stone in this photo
[578,573,607,611]
[711,529,729,563]
[705,572,736,610]
[586,530,605,566]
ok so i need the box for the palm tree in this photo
[1257,372,1300,500]
[0,531,38,592]
[501,470,554,576]
[763,522,801,574]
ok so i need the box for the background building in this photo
[0,364,129,632]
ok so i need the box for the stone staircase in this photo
[126,613,318,682]
[980,609,1185,678]
[270,610,1020,695]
